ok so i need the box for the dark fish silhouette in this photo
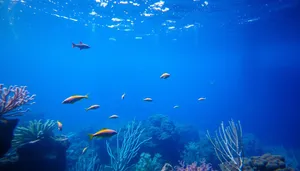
[72,42,90,50]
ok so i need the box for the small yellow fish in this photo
[143,97,153,102]
[88,128,117,140]
[121,93,126,100]
[198,97,206,101]
[173,105,179,109]
[85,104,100,111]
[160,73,171,79]
[109,114,119,119]
[82,147,88,155]
[62,94,88,104]
[57,121,63,131]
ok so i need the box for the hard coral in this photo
[220,153,295,171]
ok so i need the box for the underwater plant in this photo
[135,152,163,171]
[0,84,35,118]
[12,119,56,148]
[206,119,244,171]
[106,120,152,171]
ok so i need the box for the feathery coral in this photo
[12,119,56,148]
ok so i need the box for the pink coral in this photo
[0,84,35,117]
[175,159,213,171]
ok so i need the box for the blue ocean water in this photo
[1,0,300,170]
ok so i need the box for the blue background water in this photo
[0,0,299,149]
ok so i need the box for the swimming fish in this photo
[57,121,63,131]
[82,147,88,155]
[143,97,153,102]
[121,93,126,100]
[62,94,88,104]
[72,42,90,50]
[109,114,119,119]
[85,104,100,111]
[160,73,170,79]
[88,128,117,140]
[173,105,179,109]
[198,97,206,101]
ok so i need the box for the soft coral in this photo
[174,159,213,171]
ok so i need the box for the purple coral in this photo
[0,84,35,117]
[175,159,213,171]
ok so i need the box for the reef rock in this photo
[220,153,295,171]
[0,119,19,158]
[0,136,70,171]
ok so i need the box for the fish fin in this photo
[85,94,89,99]
[72,43,76,48]
[80,41,83,44]
[100,128,108,130]
[88,134,93,140]
[85,108,89,112]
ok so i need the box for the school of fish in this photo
[57,45,208,154]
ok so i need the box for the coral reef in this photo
[0,84,35,157]
[181,141,212,165]
[106,120,152,171]
[161,163,174,171]
[12,119,56,148]
[174,159,213,171]
[206,120,244,171]
[220,153,295,171]
[135,152,163,171]
[0,135,70,171]
[265,145,299,169]
[70,150,102,171]
[66,139,90,168]
[142,114,199,164]
[0,84,35,117]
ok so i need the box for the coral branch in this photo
[106,120,152,171]
[206,119,244,171]
[0,84,36,118]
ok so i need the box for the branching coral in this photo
[12,119,56,148]
[70,150,102,171]
[206,119,244,171]
[0,84,35,118]
[106,120,152,171]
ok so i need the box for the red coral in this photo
[0,84,35,117]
